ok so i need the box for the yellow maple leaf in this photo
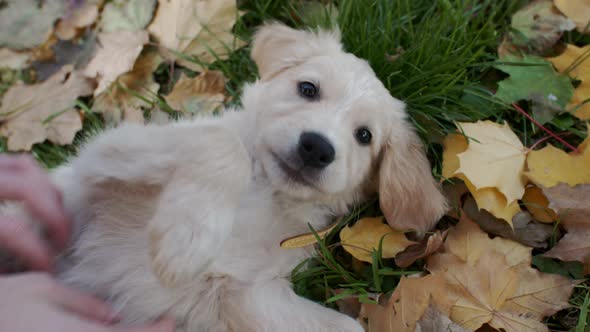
[525,139,590,187]
[339,217,415,263]
[456,121,527,203]
[358,275,452,332]
[442,133,521,223]
[546,44,590,119]
[554,0,590,33]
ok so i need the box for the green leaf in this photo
[0,0,66,49]
[495,56,574,113]
[532,255,584,279]
[99,0,157,33]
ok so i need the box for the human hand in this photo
[0,155,71,271]
[0,273,175,332]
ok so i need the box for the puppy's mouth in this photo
[271,153,313,187]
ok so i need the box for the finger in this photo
[114,319,176,332]
[0,173,70,249]
[49,282,119,323]
[0,216,53,271]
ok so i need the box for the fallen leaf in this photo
[415,305,469,332]
[100,0,157,33]
[441,133,468,179]
[533,255,585,279]
[0,49,31,69]
[339,217,415,263]
[542,183,590,225]
[442,182,469,219]
[522,185,556,222]
[31,33,97,82]
[463,197,553,248]
[546,44,590,119]
[0,65,94,151]
[164,71,226,114]
[495,55,574,111]
[0,0,66,49]
[544,183,590,274]
[442,132,522,223]
[499,0,575,57]
[445,215,532,266]
[55,0,102,40]
[394,230,447,268]
[93,51,162,124]
[147,0,244,71]
[456,121,527,204]
[554,0,590,33]
[84,30,149,96]
[428,251,575,332]
[358,275,452,332]
[525,143,590,187]
[332,289,361,319]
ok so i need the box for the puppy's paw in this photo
[148,226,213,288]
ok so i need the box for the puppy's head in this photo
[244,23,446,234]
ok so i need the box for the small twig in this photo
[512,103,580,154]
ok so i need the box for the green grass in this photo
[2,0,588,330]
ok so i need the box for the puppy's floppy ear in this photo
[378,122,447,236]
[251,22,342,80]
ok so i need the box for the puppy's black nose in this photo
[298,132,335,169]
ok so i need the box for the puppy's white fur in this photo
[4,24,446,331]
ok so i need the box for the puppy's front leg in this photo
[232,280,364,332]
[147,126,252,287]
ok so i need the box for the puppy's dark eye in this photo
[355,127,372,145]
[298,81,318,99]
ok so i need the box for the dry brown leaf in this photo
[445,215,531,266]
[442,133,522,223]
[84,30,149,96]
[542,183,590,273]
[332,289,362,319]
[0,65,94,151]
[0,49,31,69]
[358,275,452,332]
[546,44,590,119]
[147,0,244,71]
[415,306,469,332]
[394,230,447,268]
[428,252,575,332]
[456,121,527,203]
[164,71,226,114]
[463,197,553,248]
[554,0,590,33]
[339,217,415,263]
[55,1,102,40]
[93,51,162,124]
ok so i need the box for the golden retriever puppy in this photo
[3,23,446,331]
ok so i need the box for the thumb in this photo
[116,319,176,332]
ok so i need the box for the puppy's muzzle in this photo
[297,132,335,169]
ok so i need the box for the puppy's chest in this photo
[211,188,318,280]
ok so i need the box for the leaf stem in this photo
[512,103,579,154]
